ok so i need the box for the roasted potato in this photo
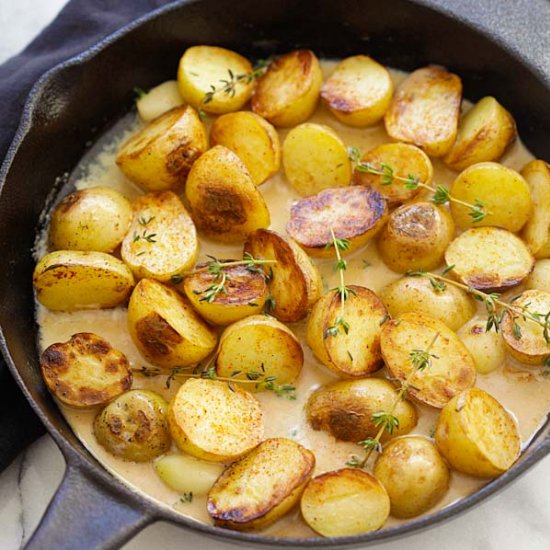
[252,50,323,127]
[177,45,254,114]
[435,388,520,477]
[352,142,432,205]
[307,286,388,378]
[207,438,315,531]
[33,250,134,311]
[321,55,393,127]
[244,229,322,322]
[458,320,506,374]
[282,123,351,196]
[116,105,207,192]
[128,278,217,369]
[210,111,280,185]
[445,227,534,291]
[121,191,198,282]
[167,378,264,462]
[49,186,132,252]
[521,160,550,256]
[384,65,462,157]
[380,313,476,408]
[378,202,455,273]
[306,378,417,442]
[501,289,550,365]
[185,145,270,242]
[40,332,132,409]
[373,437,449,518]
[444,96,517,172]
[300,469,390,536]
[287,186,388,257]
[136,80,184,122]
[93,389,171,462]
[216,315,303,390]
[526,259,550,293]
[449,162,531,232]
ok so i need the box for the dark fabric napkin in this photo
[0,0,174,472]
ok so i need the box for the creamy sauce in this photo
[36,63,550,538]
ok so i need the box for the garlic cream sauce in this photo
[36,63,550,538]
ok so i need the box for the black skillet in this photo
[1,0,550,548]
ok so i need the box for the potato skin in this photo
[526,259,550,293]
[207,438,315,531]
[458,320,506,374]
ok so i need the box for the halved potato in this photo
[136,80,184,122]
[321,55,393,127]
[449,162,531,232]
[458,320,506,374]
[127,278,217,369]
[300,469,390,536]
[244,229,323,322]
[210,111,280,185]
[378,202,455,273]
[167,378,264,462]
[287,186,388,257]
[501,289,550,365]
[380,312,476,408]
[521,160,550,256]
[185,145,270,242]
[384,65,462,157]
[177,45,254,114]
[216,315,303,390]
[33,251,134,311]
[121,191,198,282]
[353,143,432,205]
[445,227,534,291]
[252,49,322,127]
[40,332,132,409]
[380,275,475,331]
[116,105,207,192]
[282,123,351,197]
[207,438,315,530]
[49,186,132,252]
[306,378,417,442]
[435,388,520,477]
[307,286,388,378]
[526,259,550,293]
[444,96,517,172]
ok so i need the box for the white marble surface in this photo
[1,1,550,549]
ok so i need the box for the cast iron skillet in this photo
[1,0,550,548]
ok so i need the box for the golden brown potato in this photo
[207,438,315,530]
[306,378,417,442]
[321,55,393,127]
[458,320,506,374]
[380,312,476,408]
[521,160,550,256]
[300,468,390,536]
[167,378,264,462]
[33,250,134,311]
[185,145,270,242]
[136,80,184,122]
[353,142,432,205]
[444,96,517,172]
[306,286,388,378]
[244,229,322,322]
[373,437,449,518]
[210,111,280,186]
[445,227,534,291]
[177,45,254,114]
[121,191,198,282]
[287,186,388,257]
[116,105,207,192]
[384,65,462,157]
[378,202,455,273]
[449,162,531,232]
[49,186,132,252]
[40,332,132,409]
[526,259,550,292]
[252,49,322,127]
[127,278,217,369]
[93,390,171,462]
[216,315,303,390]
[435,388,520,477]
[282,123,352,196]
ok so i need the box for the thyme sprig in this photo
[132,215,157,243]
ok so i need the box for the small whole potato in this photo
[458,320,506,374]
[373,437,450,518]
[525,259,550,293]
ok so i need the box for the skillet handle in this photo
[24,462,154,550]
